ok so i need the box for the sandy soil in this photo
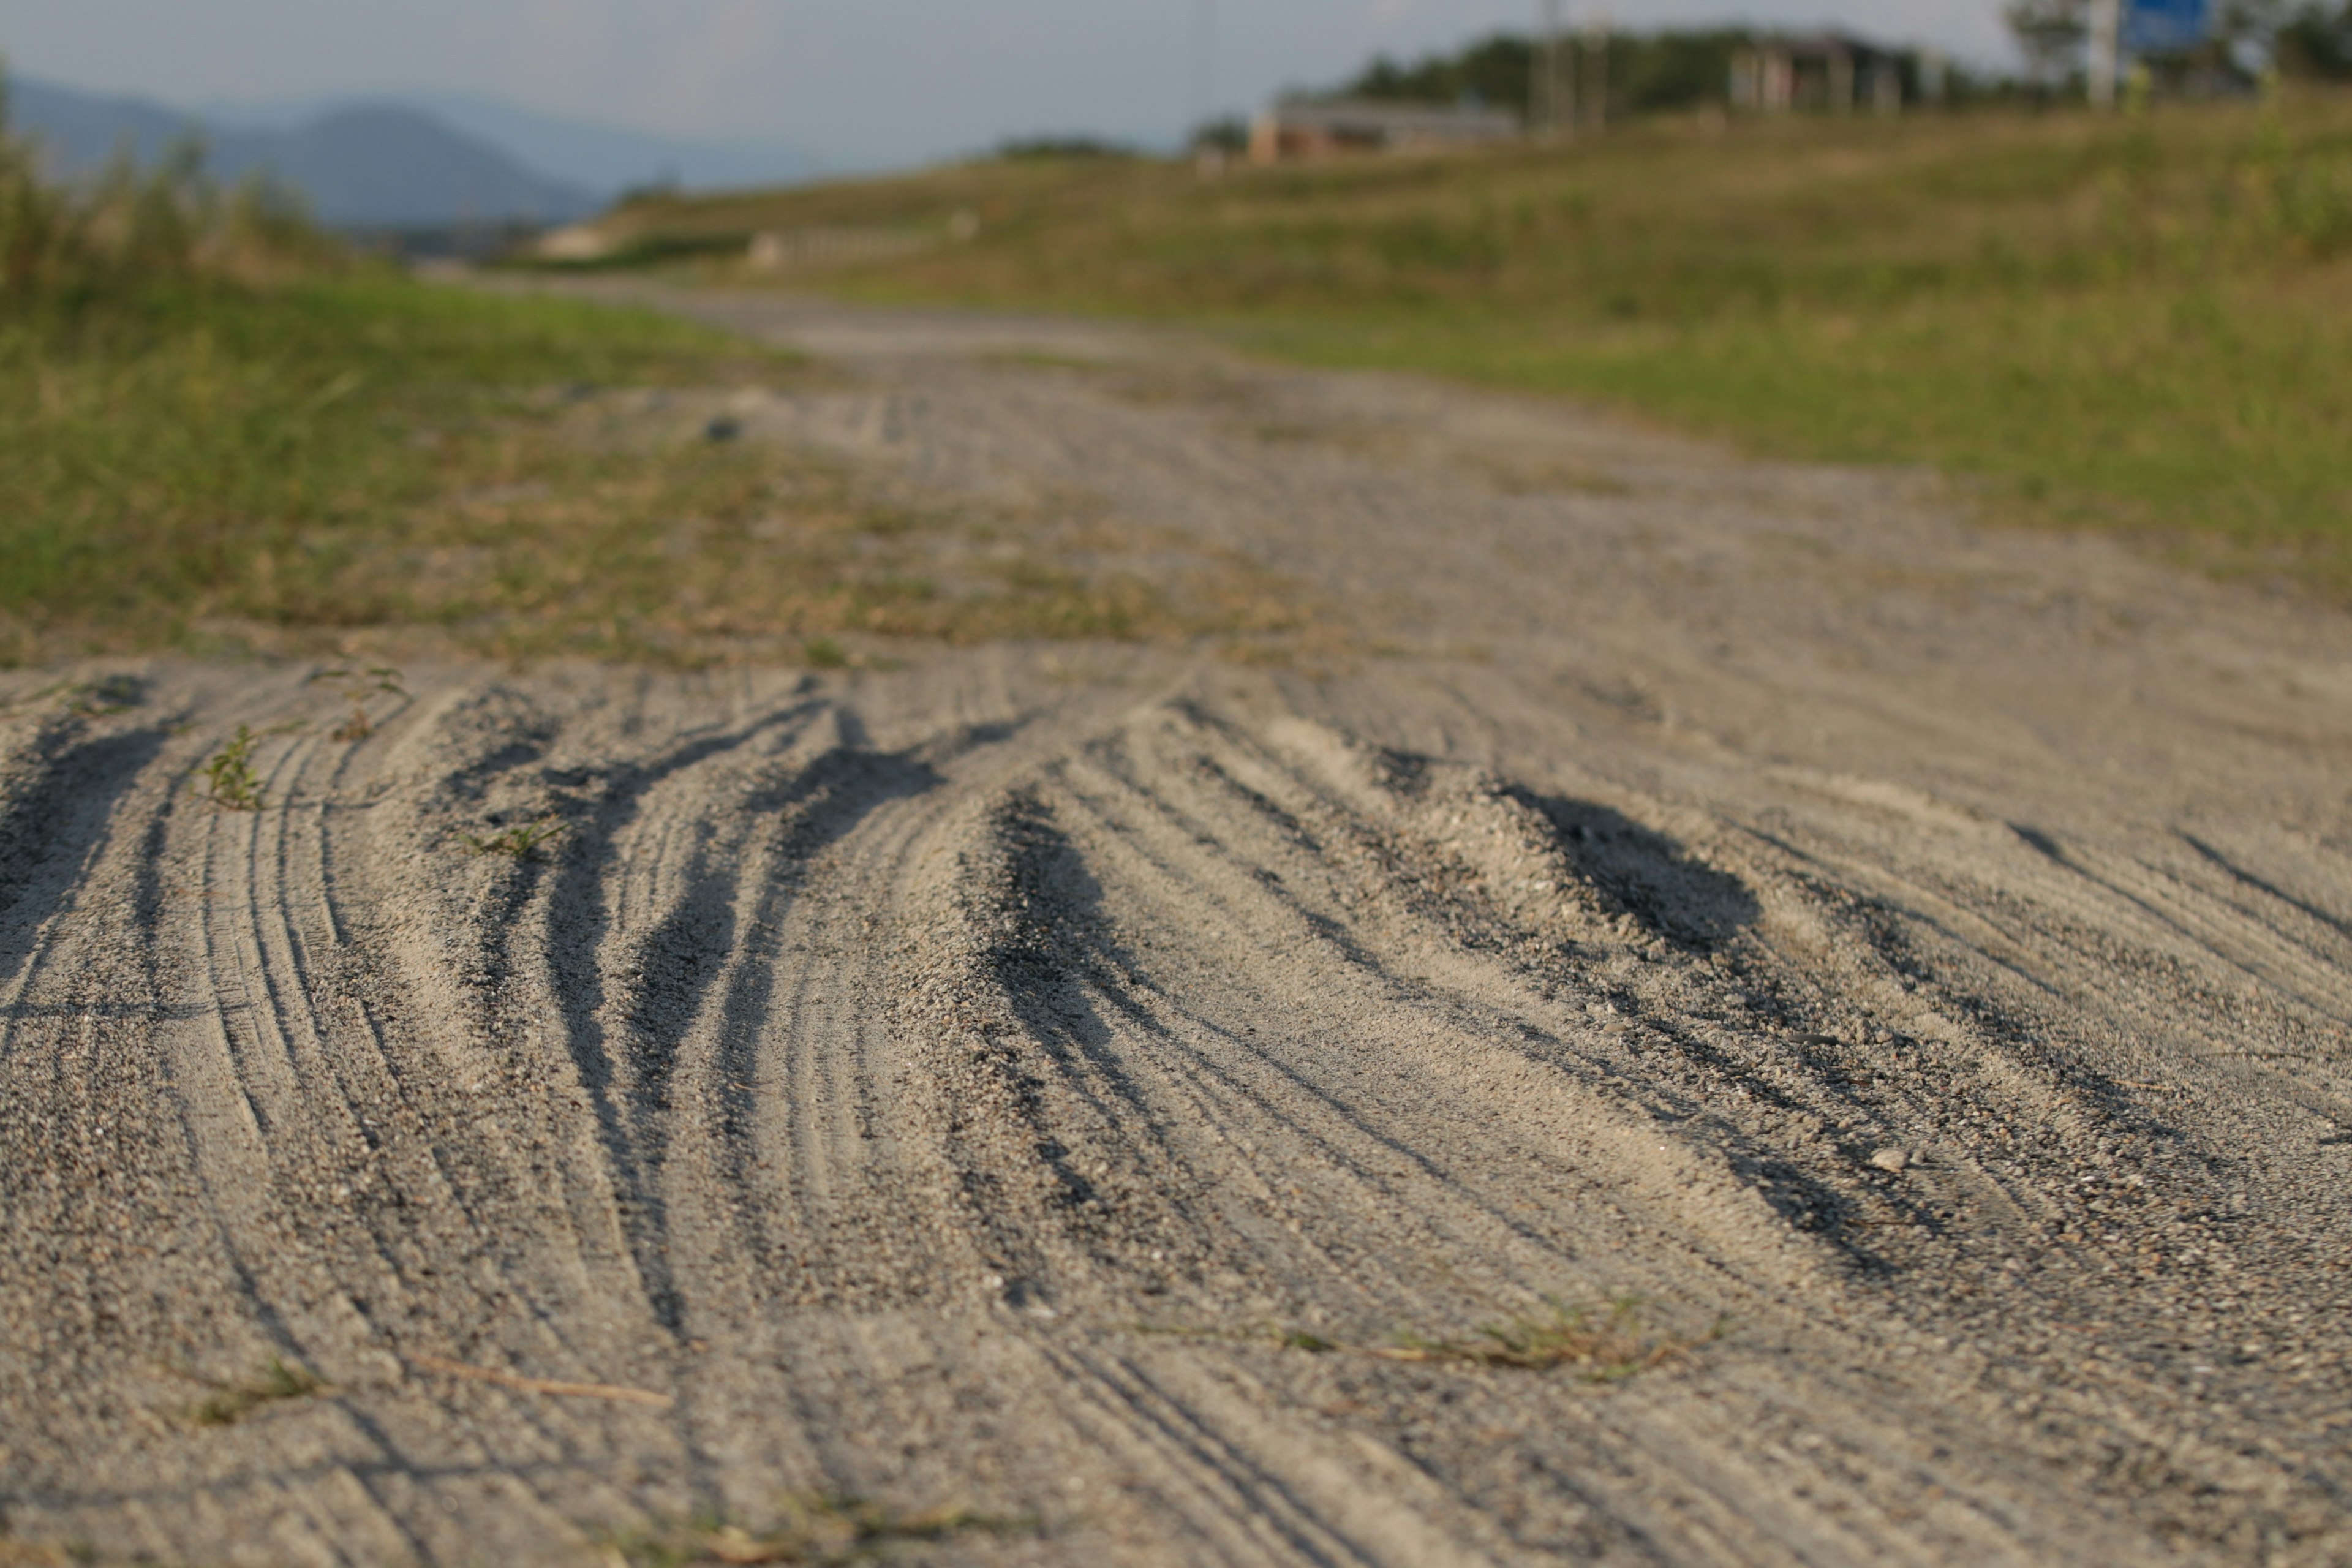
[5,289,2352,1566]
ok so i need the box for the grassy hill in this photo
[558,96,2352,594]
[0,85,1287,668]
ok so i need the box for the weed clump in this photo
[1378,1295,1721,1379]
[611,1494,1030,1566]
[311,664,405,741]
[458,818,567,862]
[0,71,334,309]
[197,725,265,811]
[66,674,141,715]
[184,1357,328,1426]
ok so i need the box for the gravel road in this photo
[4,290,2351,1566]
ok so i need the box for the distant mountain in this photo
[404,95,822,197]
[7,77,600,230]
[229,105,600,229]
[9,77,206,172]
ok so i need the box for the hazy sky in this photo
[1,1,2019,172]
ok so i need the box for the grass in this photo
[1,279,771,662]
[610,1494,1031,1567]
[0,70,1311,669]
[2,673,143,718]
[578,93,2352,594]
[309,663,407,740]
[0,277,1314,666]
[458,818,568,861]
[1376,1295,1723,1380]
[65,674,141,716]
[182,1355,330,1425]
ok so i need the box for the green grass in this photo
[582,94,2352,591]
[0,83,1317,671]
[0,279,1313,665]
[1375,1295,1722,1379]
[0,280,774,660]
[458,818,568,861]
[182,1355,329,1425]
[309,663,408,739]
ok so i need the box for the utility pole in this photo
[1583,10,1611,134]
[1533,0,1566,139]
[2088,0,2122,108]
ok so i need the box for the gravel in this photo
[1,290,2350,1566]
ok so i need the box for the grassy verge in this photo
[0,75,1316,669]
[1238,271,2352,590]
[0,279,1311,666]
[2,281,734,661]
[568,95,2352,592]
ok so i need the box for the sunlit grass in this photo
[586,94,2352,591]
[0,279,1315,665]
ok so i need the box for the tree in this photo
[2276,1,2352,76]
[1328,28,1755,120]
[2007,0,2090,87]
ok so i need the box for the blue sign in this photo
[2125,0,2210,53]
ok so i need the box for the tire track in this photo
[7,287,2352,1561]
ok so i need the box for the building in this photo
[1730,34,1908,115]
[1248,100,1522,164]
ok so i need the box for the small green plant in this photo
[197,725,265,811]
[458,818,567,862]
[610,1494,1030,1566]
[184,1356,329,1426]
[801,636,850,671]
[66,674,141,715]
[1379,1295,1721,1379]
[310,664,406,741]
[1128,1319,1336,1352]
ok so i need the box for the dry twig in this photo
[410,1354,673,1409]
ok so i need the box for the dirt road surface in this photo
[6,290,2352,1566]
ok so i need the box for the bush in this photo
[0,69,338,312]
[2279,2,2352,80]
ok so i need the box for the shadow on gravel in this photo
[0,721,170,999]
[1509,791,1759,951]
[620,744,949,1303]
[982,791,1150,1220]
[692,742,948,1094]
[535,707,948,1333]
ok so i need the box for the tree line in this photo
[1264,4,2352,129]
[2007,1,2352,88]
